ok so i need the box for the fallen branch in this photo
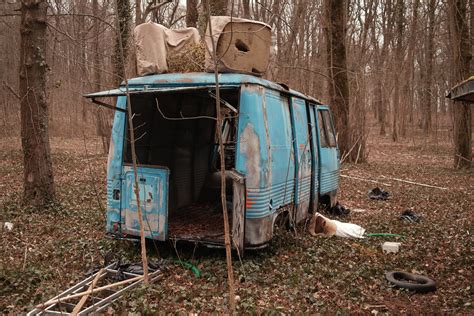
[380,176,448,190]
[341,174,392,187]
[70,268,105,316]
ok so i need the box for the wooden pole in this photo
[70,268,105,316]
[114,0,149,284]
[206,5,236,313]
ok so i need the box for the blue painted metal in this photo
[316,106,340,195]
[121,166,169,240]
[262,89,294,213]
[85,72,322,104]
[307,103,319,210]
[235,85,273,219]
[105,96,126,234]
[98,72,339,245]
[289,97,312,222]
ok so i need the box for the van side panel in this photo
[290,97,312,223]
[236,84,273,246]
[264,90,295,211]
[106,96,127,233]
[316,106,340,200]
[308,103,319,211]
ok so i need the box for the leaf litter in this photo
[0,132,472,314]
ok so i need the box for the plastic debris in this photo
[368,187,391,200]
[367,233,405,240]
[3,222,13,231]
[382,242,401,253]
[308,213,365,238]
[399,209,422,223]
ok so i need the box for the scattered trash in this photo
[328,202,351,216]
[308,213,365,238]
[382,242,402,253]
[86,259,163,281]
[173,260,201,278]
[368,187,391,200]
[352,208,367,213]
[399,209,422,223]
[3,222,13,231]
[385,271,436,293]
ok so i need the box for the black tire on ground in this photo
[385,271,437,293]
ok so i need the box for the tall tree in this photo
[324,0,350,156]
[19,0,55,206]
[186,0,198,27]
[391,0,404,142]
[113,0,131,85]
[448,0,472,168]
[422,0,436,133]
[93,0,110,153]
[210,0,228,15]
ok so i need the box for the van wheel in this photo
[385,271,436,293]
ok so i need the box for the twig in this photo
[155,99,216,121]
[2,81,20,99]
[380,176,448,190]
[22,246,28,270]
[70,268,105,316]
[340,174,392,187]
[207,1,236,312]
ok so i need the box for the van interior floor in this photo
[168,204,229,243]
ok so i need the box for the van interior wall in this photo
[124,90,238,220]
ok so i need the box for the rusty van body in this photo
[85,72,340,253]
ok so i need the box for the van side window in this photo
[318,110,337,148]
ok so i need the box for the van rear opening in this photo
[123,89,239,244]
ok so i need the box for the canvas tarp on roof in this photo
[134,22,200,76]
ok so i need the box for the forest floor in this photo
[0,128,472,314]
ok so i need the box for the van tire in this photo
[385,271,436,293]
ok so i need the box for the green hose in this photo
[173,260,201,278]
[366,233,405,240]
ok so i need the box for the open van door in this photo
[121,166,169,240]
[316,106,340,202]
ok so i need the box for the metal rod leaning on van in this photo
[206,2,236,313]
[113,0,149,284]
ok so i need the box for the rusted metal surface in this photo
[230,170,246,254]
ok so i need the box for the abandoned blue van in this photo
[85,72,340,252]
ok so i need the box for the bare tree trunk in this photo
[135,0,143,25]
[375,79,385,135]
[406,0,419,126]
[422,0,436,133]
[93,0,110,153]
[243,0,250,18]
[186,0,198,27]
[324,0,350,156]
[391,0,404,142]
[448,0,472,169]
[113,0,131,86]
[209,0,229,15]
[20,0,55,207]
